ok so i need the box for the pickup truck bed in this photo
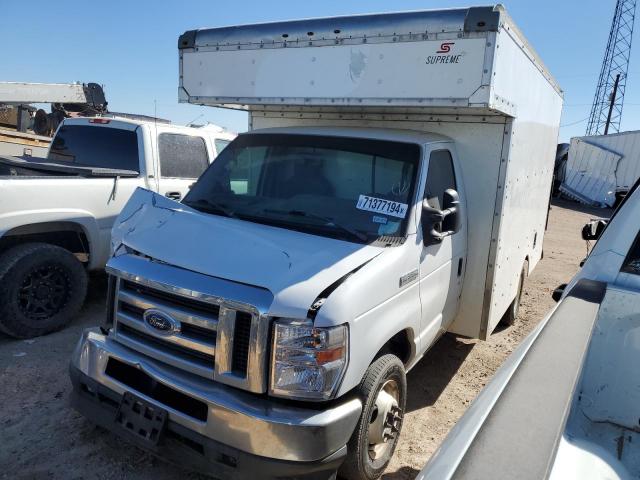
[420,281,640,480]
[0,155,138,177]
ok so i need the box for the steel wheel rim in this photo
[513,272,524,317]
[368,379,403,461]
[18,264,71,320]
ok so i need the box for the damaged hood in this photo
[112,189,385,318]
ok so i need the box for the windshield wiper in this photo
[262,209,368,242]
[183,198,236,218]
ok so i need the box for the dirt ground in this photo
[0,199,609,480]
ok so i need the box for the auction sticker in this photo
[356,195,408,219]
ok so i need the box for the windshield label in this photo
[356,195,408,219]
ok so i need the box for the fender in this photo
[0,209,103,270]
[315,246,422,396]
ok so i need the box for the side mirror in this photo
[552,283,567,302]
[421,189,461,246]
[442,189,461,233]
[581,219,608,241]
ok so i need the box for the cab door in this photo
[155,131,212,202]
[417,145,467,348]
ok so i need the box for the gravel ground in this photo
[0,199,609,480]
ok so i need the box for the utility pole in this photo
[604,73,621,135]
[586,0,636,136]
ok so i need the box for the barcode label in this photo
[356,195,408,219]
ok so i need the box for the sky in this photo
[3,0,639,142]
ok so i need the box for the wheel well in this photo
[375,329,413,365]
[0,222,90,261]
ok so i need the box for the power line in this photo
[565,102,640,106]
[561,117,590,127]
[556,70,640,79]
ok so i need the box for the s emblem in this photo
[143,309,179,335]
[437,42,455,53]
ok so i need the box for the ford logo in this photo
[143,309,179,335]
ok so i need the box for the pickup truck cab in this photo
[70,6,562,480]
[418,180,640,480]
[0,117,234,338]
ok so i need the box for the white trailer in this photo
[71,6,563,480]
[561,130,640,207]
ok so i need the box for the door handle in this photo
[165,191,182,201]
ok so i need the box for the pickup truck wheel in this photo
[339,354,406,480]
[0,243,87,338]
[501,261,528,327]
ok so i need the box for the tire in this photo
[0,243,88,338]
[339,354,406,480]
[500,261,528,327]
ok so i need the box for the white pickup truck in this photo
[0,117,234,338]
[70,6,562,480]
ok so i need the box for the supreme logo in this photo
[426,42,462,65]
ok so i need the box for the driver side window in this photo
[425,150,457,210]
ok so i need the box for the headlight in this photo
[270,320,348,401]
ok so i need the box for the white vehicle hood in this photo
[112,188,385,318]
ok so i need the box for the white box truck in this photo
[70,5,563,479]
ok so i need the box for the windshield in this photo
[48,125,139,172]
[183,133,420,243]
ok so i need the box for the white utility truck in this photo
[70,6,562,480]
[0,117,234,338]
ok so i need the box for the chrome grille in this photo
[114,279,220,379]
[106,254,272,394]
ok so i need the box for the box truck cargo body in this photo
[70,6,563,479]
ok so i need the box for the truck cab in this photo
[180,127,467,359]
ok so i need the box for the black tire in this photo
[0,243,88,338]
[339,354,406,480]
[500,261,528,327]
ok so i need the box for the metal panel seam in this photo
[479,119,512,339]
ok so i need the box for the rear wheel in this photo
[501,261,528,327]
[339,354,406,480]
[0,243,87,338]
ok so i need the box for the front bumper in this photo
[70,328,362,478]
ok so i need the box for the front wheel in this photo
[0,243,88,338]
[339,354,406,480]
